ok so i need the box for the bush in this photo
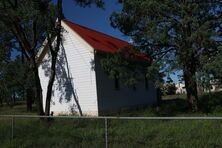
[161,83,177,95]
[199,91,222,113]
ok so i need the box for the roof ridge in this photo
[63,19,129,44]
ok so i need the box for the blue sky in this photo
[61,0,129,41]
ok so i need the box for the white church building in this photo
[37,20,157,116]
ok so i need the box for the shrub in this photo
[199,91,222,113]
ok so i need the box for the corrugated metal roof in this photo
[64,20,129,52]
[63,20,150,61]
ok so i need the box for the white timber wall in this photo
[39,21,98,115]
[95,56,157,115]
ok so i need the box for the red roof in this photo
[63,20,149,61]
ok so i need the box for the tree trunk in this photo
[26,88,33,111]
[33,63,45,115]
[45,56,57,116]
[183,62,199,112]
[0,96,2,105]
[13,92,16,105]
[156,87,162,105]
[180,19,199,112]
[45,0,63,116]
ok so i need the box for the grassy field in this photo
[1,92,222,148]
[0,102,37,115]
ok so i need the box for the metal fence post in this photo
[11,116,14,140]
[105,118,108,148]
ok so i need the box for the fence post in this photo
[105,118,108,148]
[11,116,14,140]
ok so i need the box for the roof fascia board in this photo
[36,38,50,65]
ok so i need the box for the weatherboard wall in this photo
[95,55,157,115]
[39,22,98,115]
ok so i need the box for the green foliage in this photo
[112,0,222,66]
[146,62,164,87]
[0,0,57,114]
[0,22,12,65]
[199,91,222,113]
[0,0,57,58]
[111,0,221,57]
[161,76,177,95]
[110,0,222,105]
[161,83,177,96]
[200,50,222,87]
[100,48,149,87]
[0,56,34,105]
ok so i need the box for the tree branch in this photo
[152,47,176,57]
[47,33,55,56]
[31,19,37,50]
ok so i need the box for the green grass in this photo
[1,92,222,147]
[0,118,105,148]
[1,118,222,147]
[162,94,186,100]
[0,102,36,115]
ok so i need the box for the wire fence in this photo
[1,115,222,148]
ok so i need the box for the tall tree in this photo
[0,29,11,105]
[0,0,57,115]
[199,48,222,91]
[110,0,222,111]
[0,56,34,106]
[1,13,36,111]
[45,0,64,116]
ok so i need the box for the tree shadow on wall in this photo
[41,42,83,116]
